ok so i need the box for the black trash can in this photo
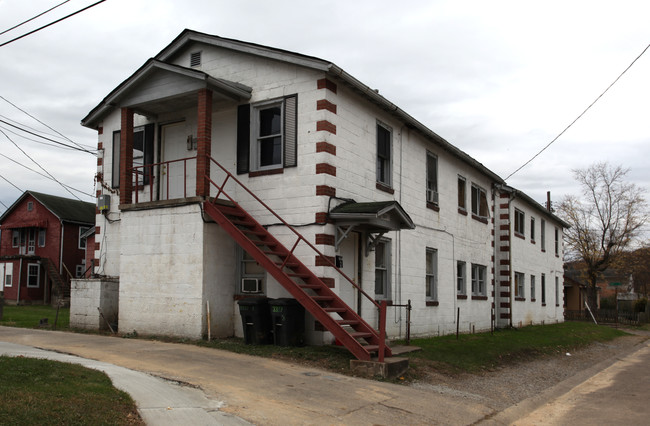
[237,298,272,345]
[269,298,305,346]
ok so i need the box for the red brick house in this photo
[0,191,95,304]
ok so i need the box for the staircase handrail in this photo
[205,156,382,312]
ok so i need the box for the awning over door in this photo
[328,200,415,255]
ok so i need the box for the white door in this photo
[161,122,194,199]
[338,232,360,314]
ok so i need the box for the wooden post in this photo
[378,300,387,362]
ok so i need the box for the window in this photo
[38,229,46,247]
[425,248,437,301]
[530,275,536,300]
[79,227,90,250]
[471,184,488,220]
[374,239,391,299]
[541,274,546,305]
[27,263,39,288]
[27,229,35,254]
[3,263,12,287]
[376,123,392,186]
[457,261,466,295]
[426,152,438,205]
[458,176,466,211]
[111,124,154,188]
[27,201,33,211]
[237,247,265,294]
[236,95,297,174]
[471,264,486,296]
[530,217,536,241]
[514,209,525,236]
[555,276,560,306]
[541,219,546,251]
[514,272,525,299]
[76,264,85,278]
[12,230,19,247]
[554,227,560,256]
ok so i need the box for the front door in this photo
[337,232,360,314]
[161,122,194,199]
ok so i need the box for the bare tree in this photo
[558,162,647,310]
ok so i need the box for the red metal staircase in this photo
[204,157,391,362]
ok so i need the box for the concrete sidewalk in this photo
[0,341,250,425]
[0,326,493,425]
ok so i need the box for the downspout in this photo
[59,222,64,277]
[16,258,22,304]
[396,125,406,332]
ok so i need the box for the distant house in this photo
[77,29,568,361]
[0,191,95,304]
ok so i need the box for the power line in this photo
[0,151,92,197]
[0,124,89,152]
[505,41,650,181]
[0,0,71,36]
[0,118,95,154]
[0,128,82,200]
[0,0,108,49]
[0,172,22,192]
[0,95,95,151]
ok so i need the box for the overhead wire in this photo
[0,118,96,154]
[0,151,92,197]
[0,123,90,152]
[0,128,82,200]
[0,0,71,36]
[0,95,95,152]
[0,0,108,48]
[505,41,650,181]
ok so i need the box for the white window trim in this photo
[457,261,466,295]
[471,263,487,296]
[38,229,46,247]
[530,275,536,300]
[376,121,392,187]
[458,176,467,211]
[251,98,284,172]
[426,152,438,206]
[426,248,438,301]
[27,263,40,288]
[3,263,12,287]
[471,184,489,219]
[374,238,392,300]
[79,227,90,250]
[236,246,265,295]
[514,209,525,236]
[515,272,525,299]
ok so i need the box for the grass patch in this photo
[0,305,69,330]
[402,322,627,374]
[0,356,142,425]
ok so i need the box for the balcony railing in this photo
[130,156,197,203]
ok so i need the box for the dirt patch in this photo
[408,333,647,410]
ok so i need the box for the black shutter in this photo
[143,123,155,185]
[111,130,121,188]
[236,104,250,174]
[284,95,297,168]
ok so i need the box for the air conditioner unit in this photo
[426,189,439,204]
[241,278,262,293]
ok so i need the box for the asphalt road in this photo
[1,326,648,425]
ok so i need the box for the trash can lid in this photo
[237,297,270,306]
[268,298,301,306]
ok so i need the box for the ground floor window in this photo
[471,264,486,296]
[514,272,525,298]
[530,275,536,300]
[27,263,40,288]
[237,247,265,294]
[1,263,12,287]
[457,261,466,295]
[541,274,546,304]
[425,248,437,301]
[374,238,391,299]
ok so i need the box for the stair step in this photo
[363,345,379,352]
[251,239,277,247]
[299,283,322,289]
[264,250,289,257]
[324,307,347,313]
[312,295,334,302]
[215,205,247,217]
[231,219,256,227]
[350,332,373,339]
[337,320,360,326]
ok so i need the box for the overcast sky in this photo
[0,0,648,219]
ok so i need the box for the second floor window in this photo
[376,123,392,186]
[514,209,525,236]
[458,176,466,211]
[426,152,438,205]
[471,184,488,220]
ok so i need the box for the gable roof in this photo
[0,191,95,226]
[329,200,415,231]
[82,29,504,185]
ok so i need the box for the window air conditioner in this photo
[427,189,439,204]
[241,278,262,293]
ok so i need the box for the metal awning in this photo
[328,200,415,255]
[1,220,48,229]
